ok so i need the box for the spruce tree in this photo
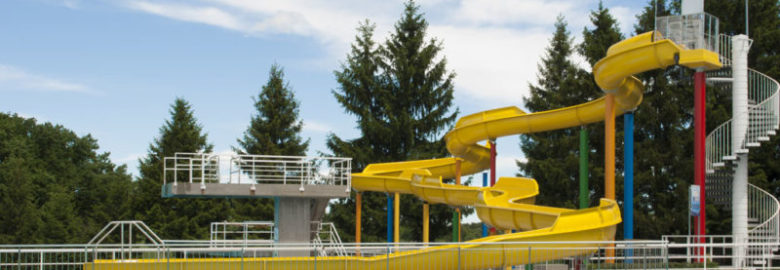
[237,64,309,156]
[519,15,586,208]
[326,1,461,242]
[135,98,232,239]
[233,64,309,222]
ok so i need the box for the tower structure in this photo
[162,152,351,256]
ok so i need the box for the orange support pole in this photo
[356,192,362,243]
[394,192,400,244]
[355,192,361,255]
[605,93,616,262]
[422,202,429,244]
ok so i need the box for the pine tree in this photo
[233,64,309,222]
[135,98,232,239]
[326,1,461,242]
[519,15,586,208]
[237,64,309,156]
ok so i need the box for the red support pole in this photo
[489,140,497,186]
[489,139,497,235]
[694,71,707,261]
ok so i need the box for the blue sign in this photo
[690,185,700,217]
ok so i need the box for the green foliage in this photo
[520,2,625,211]
[0,113,132,243]
[134,98,234,240]
[519,15,590,209]
[326,1,462,242]
[237,64,309,156]
[234,63,310,224]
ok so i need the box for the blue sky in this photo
[1,0,647,217]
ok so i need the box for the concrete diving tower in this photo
[162,152,351,256]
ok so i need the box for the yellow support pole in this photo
[394,192,400,244]
[605,93,616,262]
[422,202,429,244]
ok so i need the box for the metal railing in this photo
[748,183,780,266]
[311,222,346,257]
[209,221,275,248]
[229,154,351,187]
[0,240,673,270]
[162,152,220,188]
[163,153,352,191]
[655,12,720,52]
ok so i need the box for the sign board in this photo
[690,185,701,217]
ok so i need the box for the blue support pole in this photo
[273,197,280,243]
[624,112,634,262]
[482,172,488,237]
[387,193,393,243]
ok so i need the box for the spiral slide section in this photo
[89,32,720,270]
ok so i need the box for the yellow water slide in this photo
[89,32,720,270]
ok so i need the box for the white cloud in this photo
[449,0,575,27]
[303,120,332,133]
[430,25,549,104]
[0,64,93,93]
[126,1,243,31]
[120,0,640,105]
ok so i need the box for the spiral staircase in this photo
[705,34,780,267]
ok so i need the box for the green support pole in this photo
[579,126,589,209]
[452,209,459,242]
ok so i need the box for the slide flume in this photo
[89,32,721,270]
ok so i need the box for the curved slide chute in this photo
[89,32,721,270]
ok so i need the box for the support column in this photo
[731,34,751,267]
[579,127,589,209]
[394,192,400,244]
[605,94,616,202]
[423,202,429,244]
[624,112,635,264]
[277,197,313,257]
[605,93,616,262]
[356,192,362,244]
[482,172,488,237]
[489,140,497,235]
[387,194,393,243]
[694,70,707,262]
[453,159,462,242]
[624,112,634,240]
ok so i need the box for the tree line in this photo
[1,0,778,244]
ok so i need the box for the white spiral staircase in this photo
[705,34,780,267]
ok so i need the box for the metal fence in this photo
[0,240,679,270]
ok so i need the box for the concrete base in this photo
[273,198,330,257]
[277,197,312,257]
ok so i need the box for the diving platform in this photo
[162,152,352,198]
